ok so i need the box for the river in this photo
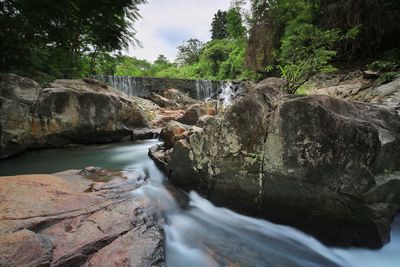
[0,140,398,267]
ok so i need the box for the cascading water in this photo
[1,141,399,267]
[95,75,220,100]
[107,76,137,97]
[195,79,214,100]
[218,82,236,107]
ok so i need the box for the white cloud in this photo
[126,0,232,62]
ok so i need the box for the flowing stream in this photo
[0,140,399,267]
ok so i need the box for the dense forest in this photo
[1,0,399,92]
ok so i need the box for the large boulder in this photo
[0,74,42,158]
[177,104,208,125]
[162,88,198,108]
[0,73,42,104]
[30,79,147,147]
[0,169,164,267]
[166,83,400,248]
[0,75,149,158]
[257,77,288,92]
[161,120,201,149]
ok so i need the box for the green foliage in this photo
[211,10,228,40]
[246,0,400,86]
[278,25,340,93]
[226,8,246,39]
[109,3,257,82]
[368,49,400,72]
[378,72,399,84]
[367,49,400,84]
[176,38,204,66]
[115,57,152,77]
[0,0,146,78]
[274,0,340,93]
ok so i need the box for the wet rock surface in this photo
[0,168,164,267]
[162,81,400,248]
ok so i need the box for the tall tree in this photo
[226,7,246,39]
[211,10,228,40]
[0,0,147,78]
[176,38,204,66]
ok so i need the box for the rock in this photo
[83,226,164,267]
[0,73,42,104]
[0,74,150,158]
[309,73,400,115]
[257,77,288,92]
[0,74,43,158]
[149,89,199,111]
[148,145,172,171]
[149,93,177,109]
[0,96,32,158]
[364,174,400,206]
[131,96,161,123]
[130,128,161,141]
[0,230,53,267]
[177,104,208,125]
[162,88,198,108]
[0,169,164,267]
[166,82,400,248]
[31,79,147,147]
[196,115,214,128]
[161,120,202,149]
[161,121,190,149]
[151,109,186,128]
[363,70,380,79]
[353,77,400,113]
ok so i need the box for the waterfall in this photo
[94,75,239,101]
[217,81,244,107]
[195,80,214,100]
[218,82,235,107]
[95,75,139,97]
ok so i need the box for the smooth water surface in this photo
[1,140,399,267]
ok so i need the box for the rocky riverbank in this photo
[0,74,207,159]
[151,77,400,248]
[0,74,152,158]
[0,167,164,266]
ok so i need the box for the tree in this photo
[211,10,228,40]
[154,55,170,66]
[115,56,152,76]
[0,0,147,78]
[226,7,246,39]
[176,38,204,66]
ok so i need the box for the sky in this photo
[127,0,233,62]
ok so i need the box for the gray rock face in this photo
[166,84,400,248]
[0,73,42,104]
[31,79,147,147]
[257,77,288,92]
[0,75,148,158]
[311,74,400,114]
[0,74,41,158]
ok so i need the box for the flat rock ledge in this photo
[0,168,164,267]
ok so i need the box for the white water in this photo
[218,82,236,107]
[1,140,399,266]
